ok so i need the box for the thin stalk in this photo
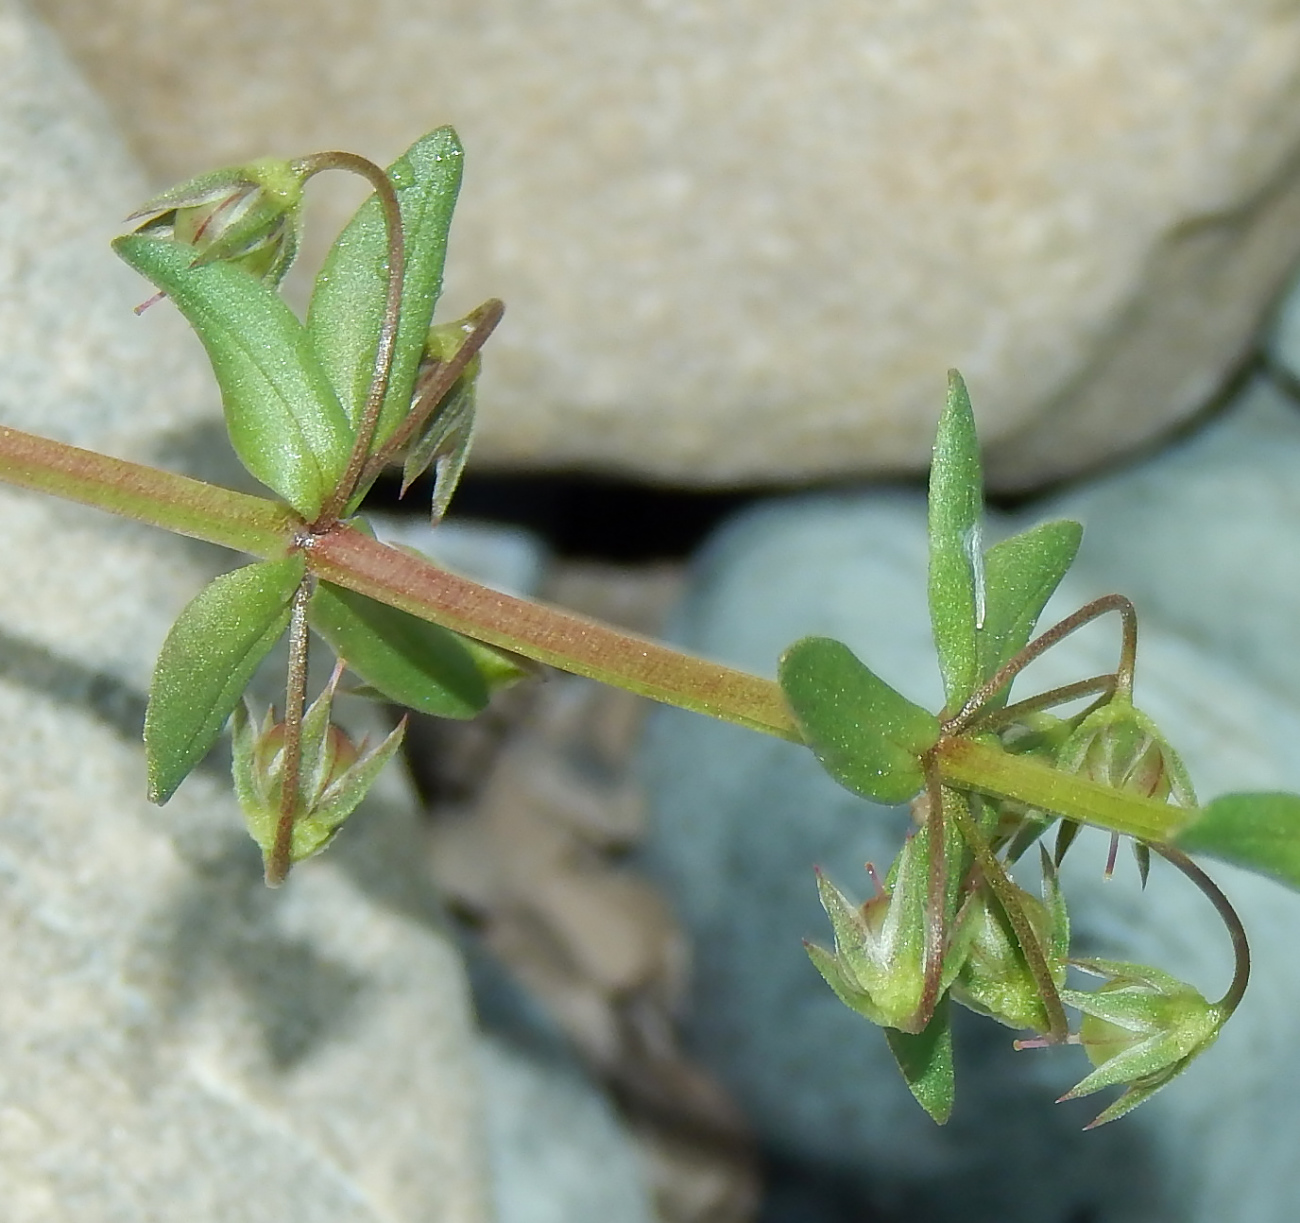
[354,298,504,492]
[945,793,1070,1042]
[965,673,1117,736]
[946,595,1137,736]
[917,763,949,1026]
[1148,842,1250,1017]
[303,520,801,740]
[296,152,407,525]
[266,577,314,886]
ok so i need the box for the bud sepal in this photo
[231,674,405,872]
[127,158,308,287]
[805,825,973,1034]
[1059,957,1225,1128]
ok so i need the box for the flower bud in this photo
[1059,957,1225,1128]
[1053,698,1195,879]
[1057,699,1195,805]
[126,158,308,288]
[952,848,1069,1034]
[805,826,969,1034]
[231,672,404,872]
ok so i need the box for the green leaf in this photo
[146,555,305,804]
[112,235,352,517]
[1173,792,1300,891]
[309,581,522,718]
[976,519,1083,708]
[779,636,939,805]
[885,995,955,1123]
[928,370,984,710]
[307,127,464,459]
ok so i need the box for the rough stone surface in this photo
[480,1035,656,1223]
[0,6,495,1218]
[28,0,1300,488]
[638,383,1300,1220]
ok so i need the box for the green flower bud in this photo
[1059,958,1225,1128]
[952,849,1069,1034]
[1053,698,1196,880]
[126,158,308,288]
[231,670,405,873]
[805,826,969,1034]
[1058,699,1194,804]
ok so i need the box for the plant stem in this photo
[0,425,1216,850]
[935,736,1191,842]
[266,577,313,886]
[295,152,407,525]
[304,520,801,740]
[0,425,298,555]
[918,764,949,1026]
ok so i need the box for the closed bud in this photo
[1054,699,1195,879]
[1059,958,1225,1128]
[1057,699,1194,805]
[952,848,1069,1034]
[805,826,968,1034]
[231,670,405,873]
[126,158,308,288]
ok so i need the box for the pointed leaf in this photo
[779,636,939,805]
[308,721,407,834]
[885,995,955,1123]
[310,581,523,719]
[307,127,464,450]
[113,235,352,516]
[402,376,476,522]
[977,519,1082,707]
[1173,791,1300,891]
[146,556,305,803]
[928,371,984,709]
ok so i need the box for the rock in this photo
[0,6,494,1218]
[479,1035,656,1223]
[1265,261,1300,385]
[637,383,1300,1219]
[1050,378,1300,712]
[26,0,1300,488]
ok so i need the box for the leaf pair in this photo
[114,128,466,519]
[929,372,1081,714]
[779,372,1083,814]
[146,556,526,805]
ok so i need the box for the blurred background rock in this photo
[31,0,1300,487]
[11,1,1300,1219]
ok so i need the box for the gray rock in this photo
[0,7,494,1219]
[479,1036,656,1223]
[638,385,1300,1220]
[29,0,1300,488]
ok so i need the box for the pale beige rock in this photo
[0,5,493,1217]
[28,0,1300,488]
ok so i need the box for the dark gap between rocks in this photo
[365,468,774,561]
